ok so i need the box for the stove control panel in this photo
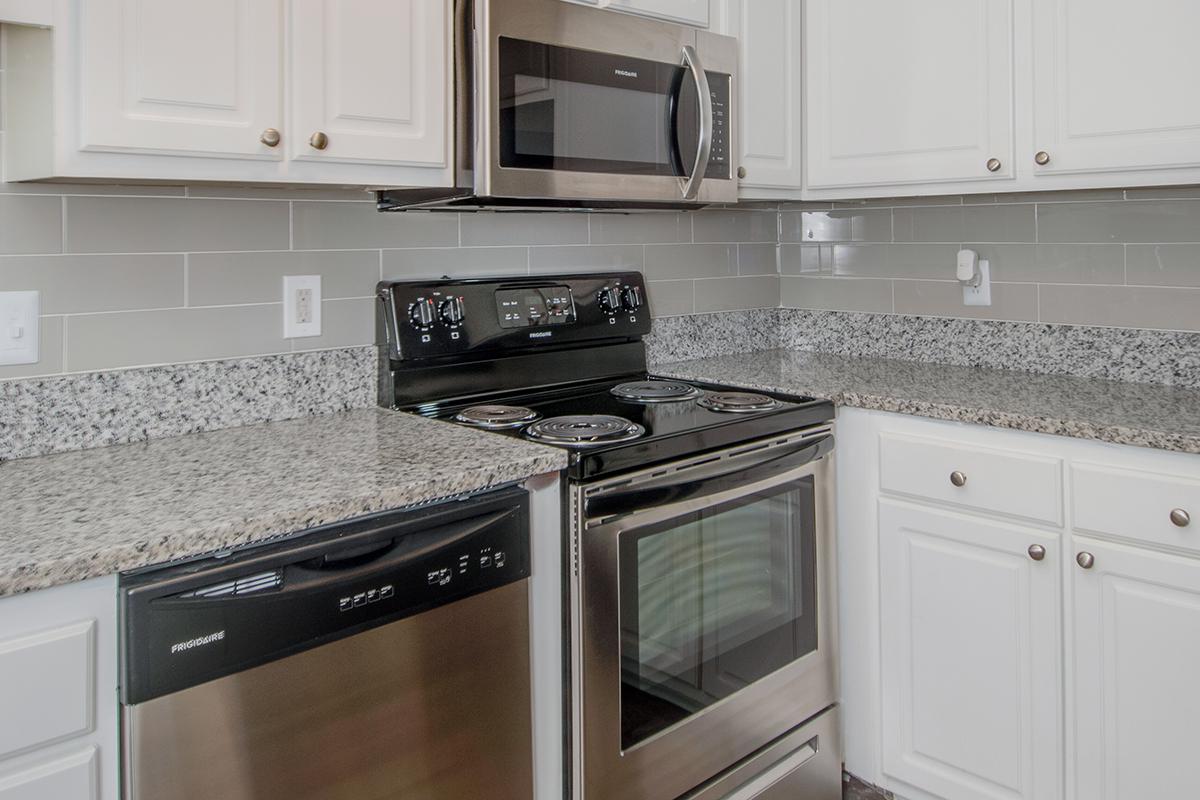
[380,272,651,360]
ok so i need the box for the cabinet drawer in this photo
[0,748,97,800]
[1073,463,1200,553]
[879,433,1063,525]
[0,621,94,760]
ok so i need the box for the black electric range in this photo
[377,271,834,481]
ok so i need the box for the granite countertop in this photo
[656,349,1200,456]
[0,408,566,597]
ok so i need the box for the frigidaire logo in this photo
[170,630,225,654]
[614,69,638,78]
[529,331,553,339]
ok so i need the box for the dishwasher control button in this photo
[366,589,379,603]
[353,593,367,607]
[380,584,395,599]
[494,551,506,568]
[479,553,493,569]
[339,597,353,612]
[427,568,452,586]
[458,554,470,574]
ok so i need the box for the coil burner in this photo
[696,392,781,414]
[610,380,703,403]
[453,405,541,430]
[524,415,646,448]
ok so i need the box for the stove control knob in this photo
[620,285,643,312]
[598,287,621,314]
[408,298,435,328]
[439,296,465,326]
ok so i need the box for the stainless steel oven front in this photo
[470,0,738,206]
[568,427,838,800]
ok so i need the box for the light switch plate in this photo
[0,291,39,366]
[283,275,321,338]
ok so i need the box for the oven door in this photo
[475,0,737,205]
[573,430,837,800]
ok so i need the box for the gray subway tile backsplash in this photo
[187,250,379,306]
[1037,199,1200,243]
[0,195,63,254]
[66,197,290,253]
[0,254,184,313]
[291,201,458,250]
[1126,243,1200,287]
[6,178,1200,380]
[645,243,738,280]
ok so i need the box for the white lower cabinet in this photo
[841,408,1200,800]
[879,500,1061,800]
[0,577,117,800]
[1070,537,1200,800]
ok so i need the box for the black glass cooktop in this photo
[423,376,834,480]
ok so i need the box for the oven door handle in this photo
[678,44,713,201]
[585,434,832,523]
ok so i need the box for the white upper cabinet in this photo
[1071,538,1200,800]
[879,500,1061,800]
[290,0,448,168]
[1029,0,1200,178]
[568,0,710,27]
[723,0,803,194]
[2,0,451,186]
[804,0,1015,192]
[78,0,282,160]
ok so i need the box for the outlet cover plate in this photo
[0,291,39,366]
[963,260,992,307]
[283,275,321,338]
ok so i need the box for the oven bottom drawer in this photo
[683,706,842,800]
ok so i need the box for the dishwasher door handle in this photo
[282,506,518,593]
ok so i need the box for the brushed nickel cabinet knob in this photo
[1035,150,1051,166]
[737,166,747,179]
[1028,544,1046,561]
[1171,508,1191,528]
[309,131,330,150]
[1076,551,1095,570]
[986,158,1002,172]
[260,128,281,147]
[950,471,968,488]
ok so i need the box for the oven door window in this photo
[618,478,818,750]
[498,37,701,177]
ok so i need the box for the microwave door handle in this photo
[679,45,713,201]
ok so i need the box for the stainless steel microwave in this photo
[377,0,739,211]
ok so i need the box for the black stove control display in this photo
[496,286,575,328]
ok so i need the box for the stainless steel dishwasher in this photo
[119,486,534,800]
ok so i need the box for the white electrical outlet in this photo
[283,276,322,338]
[0,291,40,366]
[963,259,992,307]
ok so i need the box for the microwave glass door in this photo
[498,37,701,177]
[617,478,818,750]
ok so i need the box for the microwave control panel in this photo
[706,71,733,179]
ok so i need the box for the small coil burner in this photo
[610,380,703,403]
[524,415,646,448]
[696,391,781,414]
[453,404,541,430]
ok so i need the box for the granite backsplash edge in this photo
[3,307,1196,462]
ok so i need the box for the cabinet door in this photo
[879,501,1061,800]
[804,0,1014,190]
[79,0,283,159]
[1030,0,1200,177]
[290,0,449,167]
[728,0,802,191]
[1072,537,1200,799]
[567,0,710,27]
